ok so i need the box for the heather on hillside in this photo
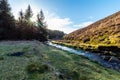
[64,11,120,45]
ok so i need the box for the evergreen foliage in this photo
[0,0,15,39]
[0,0,48,41]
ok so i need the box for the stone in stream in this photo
[108,56,120,63]
[101,55,111,61]
[101,55,120,63]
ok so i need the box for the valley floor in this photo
[0,41,120,80]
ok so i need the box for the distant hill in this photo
[48,30,65,40]
[64,11,120,45]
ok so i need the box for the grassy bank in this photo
[52,40,120,58]
[0,41,120,80]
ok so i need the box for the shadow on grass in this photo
[7,52,25,56]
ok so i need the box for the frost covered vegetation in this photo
[0,41,120,80]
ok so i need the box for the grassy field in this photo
[0,41,120,80]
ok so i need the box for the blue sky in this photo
[9,0,120,33]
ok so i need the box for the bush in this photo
[26,63,49,74]
[59,69,79,80]
[0,57,4,60]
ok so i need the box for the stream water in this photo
[47,42,120,72]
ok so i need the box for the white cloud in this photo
[9,1,93,34]
[44,12,76,33]
[44,12,94,33]
[74,21,93,28]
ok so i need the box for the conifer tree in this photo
[18,10,24,23]
[0,0,15,39]
[24,5,33,22]
[37,10,48,41]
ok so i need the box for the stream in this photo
[47,42,120,72]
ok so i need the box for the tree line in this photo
[0,0,65,41]
[48,30,65,40]
[0,0,47,41]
